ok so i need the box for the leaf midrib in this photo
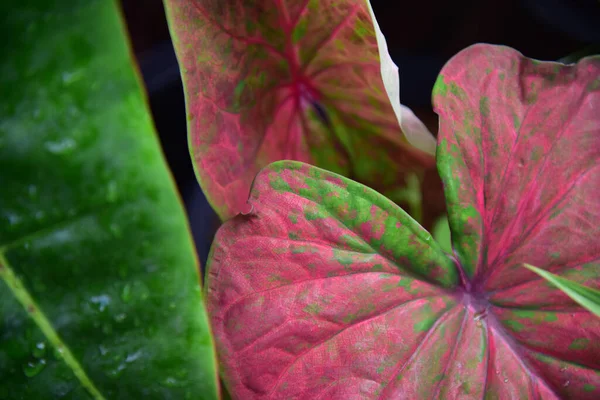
[0,253,106,400]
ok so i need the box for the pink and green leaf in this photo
[163,0,439,221]
[433,44,600,398]
[206,45,600,398]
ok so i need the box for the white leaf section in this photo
[366,1,436,155]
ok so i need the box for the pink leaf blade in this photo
[206,158,600,398]
[206,161,459,398]
[164,0,440,220]
[434,44,600,399]
[433,44,600,290]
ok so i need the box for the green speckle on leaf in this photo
[568,338,589,350]
[413,304,436,333]
[304,208,325,221]
[504,320,524,332]
[449,82,467,100]
[512,112,521,130]
[292,18,308,43]
[353,17,370,39]
[588,77,600,92]
[544,313,558,322]
[371,264,384,271]
[343,313,358,324]
[513,310,535,319]
[479,96,490,117]
[288,214,298,224]
[269,174,292,192]
[433,74,448,97]
[303,303,322,315]
[531,145,544,161]
[584,384,596,392]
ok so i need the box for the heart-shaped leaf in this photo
[164,0,438,221]
[0,1,218,398]
[205,44,600,399]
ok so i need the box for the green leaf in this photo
[431,215,452,254]
[524,264,600,318]
[0,0,218,398]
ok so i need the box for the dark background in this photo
[119,0,600,269]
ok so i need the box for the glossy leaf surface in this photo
[164,0,438,221]
[206,45,600,399]
[0,0,218,398]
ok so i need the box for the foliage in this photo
[0,0,218,398]
[204,45,600,398]
[163,0,442,224]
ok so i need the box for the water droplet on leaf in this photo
[98,345,109,357]
[61,69,84,85]
[45,138,76,154]
[90,294,111,312]
[6,212,22,227]
[23,359,46,377]
[162,377,185,388]
[504,378,509,383]
[114,313,126,323]
[125,350,142,363]
[53,346,64,359]
[106,363,126,378]
[32,342,46,358]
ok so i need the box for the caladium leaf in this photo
[524,264,600,318]
[0,0,218,398]
[163,0,438,221]
[206,44,600,399]
[432,44,600,398]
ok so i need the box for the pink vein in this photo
[480,323,492,400]
[246,92,296,165]
[190,0,286,59]
[308,62,379,81]
[266,295,447,398]
[289,0,311,32]
[274,0,292,32]
[487,254,600,296]
[486,158,597,285]
[484,88,590,281]
[220,269,404,321]
[376,307,456,399]
[430,310,469,399]
[300,4,361,74]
